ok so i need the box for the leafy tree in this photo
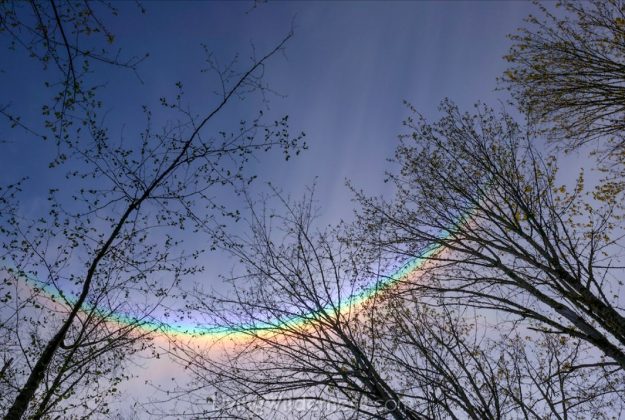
[0,3,304,418]
[502,0,625,163]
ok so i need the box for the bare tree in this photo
[502,0,625,162]
[165,192,422,419]
[352,99,625,374]
[0,25,304,418]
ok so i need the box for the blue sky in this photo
[1,1,534,228]
[1,0,538,413]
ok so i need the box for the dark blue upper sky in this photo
[1,1,534,227]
